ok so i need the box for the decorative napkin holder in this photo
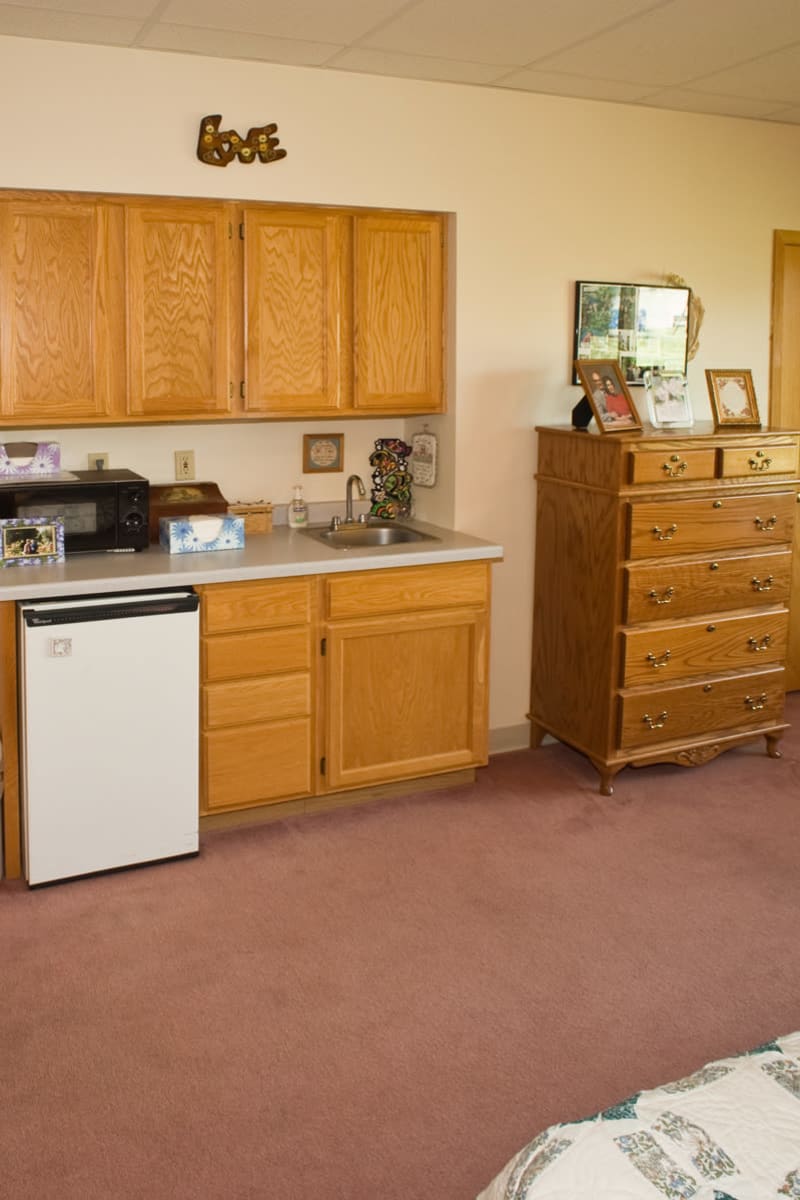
[159,514,245,554]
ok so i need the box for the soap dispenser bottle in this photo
[287,484,308,529]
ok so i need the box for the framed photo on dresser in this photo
[574,359,642,433]
[705,370,761,429]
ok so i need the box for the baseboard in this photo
[489,723,532,754]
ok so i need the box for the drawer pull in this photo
[747,634,772,652]
[748,453,773,471]
[651,524,677,542]
[645,650,672,669]
[744,693,767,712]
[712,500,723,509]
[703,684,713,693]
[751,574,774,592]
[642,711,668,730]
[709,562,719,571]
[647,586,674,605]
[706,624,716,632]
[661,458,688,477]
[754,514,778,532]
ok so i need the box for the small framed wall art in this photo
[303,433,344,473]
[705,370,761,429]
[574,359,642,433]
[0,518,65,567]
[410,429,438,487]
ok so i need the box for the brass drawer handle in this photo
[747,634,772,652]
[744,693,767,712]
[647,586,674,605]
[661,458,688,477]
[651,524,677,542]
[751,574,774,592]
[642,711,668,730]
[748,455,773,471]
[754,515,778,532]
[645,650,672,669]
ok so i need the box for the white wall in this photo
[4,36,800,740]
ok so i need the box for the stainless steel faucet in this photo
[344,474,366,523]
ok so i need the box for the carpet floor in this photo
[3,701,800,1199]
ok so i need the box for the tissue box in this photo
[0,441,61,477]
[159,514,245,554]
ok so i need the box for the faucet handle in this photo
[357,513,369,525]
[329,515,341,531]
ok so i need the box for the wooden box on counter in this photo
[227,502,273,535]
[148,482,229,543]
[530,422,800,794]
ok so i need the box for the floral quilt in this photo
[477,1031,800,1200]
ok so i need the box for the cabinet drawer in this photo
[621,610,788,686]
[203,672,311,728]
[627,491,795,559]
[325,562,488,619]
[202,578,311,633]
[203,626,310,682]
[619,667,784,749]
[628,448,716,485]
[202,718,312,810]
[719,443,799,479]
[624,550,792,622]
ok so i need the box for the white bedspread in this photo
[477,1031,800,1200]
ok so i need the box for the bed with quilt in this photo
[477,1031,800,1200]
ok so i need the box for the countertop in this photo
[0,519,504,602]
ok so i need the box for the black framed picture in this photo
[573,280,691,385]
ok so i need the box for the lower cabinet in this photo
[197,561,491,815]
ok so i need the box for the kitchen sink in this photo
[302,521,440,550]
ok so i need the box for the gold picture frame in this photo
[705,370,761,429]
[303,433,344,473]
[574,359,642,433]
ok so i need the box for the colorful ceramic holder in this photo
[368,438,413,520]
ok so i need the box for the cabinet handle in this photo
[645,650,672,669]
[747,634,772,652]
[748,454,773,471]
[642,711,668,730]
[751,574,774,592]
[754,515,778,532]
[709,561,719,571]
[661,458,688,477]
[647,586,674,605]
[744,693,767,712]
[651,524,677,541]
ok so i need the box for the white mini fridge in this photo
[18,589,200,885]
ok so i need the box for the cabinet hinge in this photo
[320,756,326,776]
[239,222,245,240]
[240,381,246,400]
[320,637,327,656]
[228,222,233,239]
[229,381,234,400]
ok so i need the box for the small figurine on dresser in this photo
[369,438,413,519]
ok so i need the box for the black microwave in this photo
[0,469,149,554]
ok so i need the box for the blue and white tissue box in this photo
[159,514,245,554]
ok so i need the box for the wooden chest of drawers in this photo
[530,423,800,793]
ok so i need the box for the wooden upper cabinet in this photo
[354,212,444,413]
[125,201,235,418]
[243,207,351,414]
[0,196,125,423]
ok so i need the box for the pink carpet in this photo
[2,701,800,1199]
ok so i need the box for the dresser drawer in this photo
[203,672,311,728]
[203,626,311,682]
[618,667,785,749]
[719,442,799,479]
[202,577,312,634]
[627,491,796,559]
[621,609,788,686]
[203,718,312,809]
[628,447,716,485]
[624,549,792,622]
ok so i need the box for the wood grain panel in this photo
[325,561,487,620]
[202,626,310,682]
[203,672,310,728]
[628,448,716,485]
[621,609,788,686]
[200,578,312,634]
[719,443,799,478]
[354,212,443,412]
[619,667,785,749]
[627,491,796,559]
[202,718,312,811]
[624,550,791,622]
[244,207,350,412]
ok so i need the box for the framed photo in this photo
[303,433,344,473]
[0,518,65,567]
[643,369,694,428]
[705,370,761,429]
[573,280,691,385]
[574,359,642,433]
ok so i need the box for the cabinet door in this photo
[0,197,125,423]
[354,212,444,413]
[243,207,350,414]
[323,607,488,791]
[126,201,235,418]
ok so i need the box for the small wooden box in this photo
[228,502,273,535]
[148,482,229,543]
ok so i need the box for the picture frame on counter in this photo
[303,433,344,473]
[574,359,642,433]
[0,517,65,567]
[706,369,761,429]
[643,369,694,428]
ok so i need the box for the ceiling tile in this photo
[688,43,800,104]
[0,0,155,13]
[498,68,653,102]
[161,0,408,44]
[141,21,340,64]
[640,88,791,119]
[332,46,506,84]
[0,5,140,42]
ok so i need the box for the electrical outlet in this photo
[174,450,196,481]
[88,452,109,470]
